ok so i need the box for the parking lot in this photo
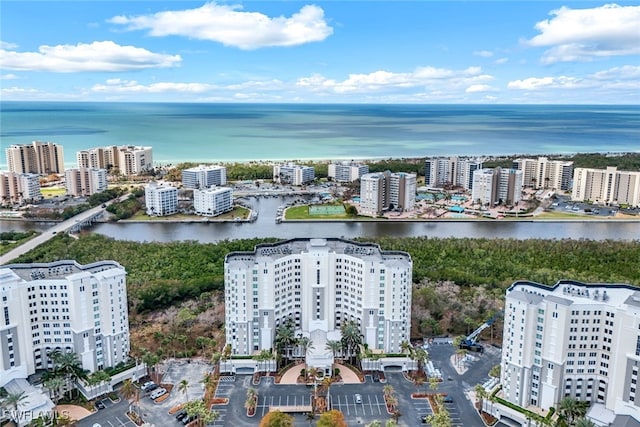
[77,343,501,426]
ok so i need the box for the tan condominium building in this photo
[64,168,108,197]
[328,161,369,183]
[572,167,640,207]
[500,280,640,426]
[0,172,41,205]
[513,156,573,191]
[424,156,484,190]
[471,167,523,207]
[225,238,412,373]
[359,171,416,217]
[76,145,153,176]
[6,141,65,175]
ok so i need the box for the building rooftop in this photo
[1,260,124,282]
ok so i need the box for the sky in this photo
[1,1,639,104]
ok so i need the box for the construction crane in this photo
[460,312,502,353]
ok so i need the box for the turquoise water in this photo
[1,102,639,168]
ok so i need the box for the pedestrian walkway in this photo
[279,363,361,384]
[55,405,92,421]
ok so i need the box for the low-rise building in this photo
[273,163,315,185]
[182,165,227,189]
[64,168,108,197]
[0,172,41,205]
[194,187,233,217]
[328,161,369,182]
[144,182,178,216]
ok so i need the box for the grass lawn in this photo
[536,211,606,220]
[41,187,66,198]
[285,204,358,220]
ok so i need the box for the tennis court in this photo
[309,205,346,215]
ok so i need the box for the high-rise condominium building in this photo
[424,157,483,190]
[225,238,412,372]
[328,161,369,182]
[144,182,178,216]
[572,167,640,207]
[513,157,573,191]
[471,168,522,207]
[193,187,233,217]
[0,260,130,387]
[0,172,41,205]
[273,164,315,186]
[359,171,416,217]
[64,168,108,197]
[500,280,640,426]
[182,165,227,189]
[76,146,153,176]
[6,142,65,175]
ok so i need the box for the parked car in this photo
[354,394,362,404]
[95,401,106,410]
[443,395,453,403]
[150,388,167,400]
[141,381,155,392]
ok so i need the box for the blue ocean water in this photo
[1,102,639,168]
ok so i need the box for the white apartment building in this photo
[513,157,573,191]
[471,168,522,207]
[182,165,227,189]
[64,168,108,197]
[424,157,483,190]
[273,164,315,186]
[76,145,153,176]
[572,167,640,207]
[224,238,412,372]
[359,171,416,217]
[194,187,233,217]
[144,182,178,216]
[6,142,65,175]
[328,161,369,182]
[0,172,41,205]
[501,280,640,426]
[0,260,130,387]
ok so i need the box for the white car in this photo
[150,388,167,400]
[355,394,363,404]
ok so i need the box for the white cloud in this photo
[0,41,181,72]
[507,66,640,92]
[465,84,495,93]
[494,57,508,65]
[109,2,333,50]
[0,41,18,50]
[507,76,584,90]
[473,50,493,58]
[591,65,640,80]
[528,4,640,63]
[0,73,19,80]
[91,79,214,94]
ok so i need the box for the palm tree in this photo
[245,388,258,415]
[399,340,412,355]
[2,391,28,423]
[119,379,140,415]
[275,318,296,366]
[574,418,596,427]
[326,340,342,362]
[179,379,189,403]
[44,376,65,405]
[557,396,581,425]
[474,384,488,412]
[413,346,429,376]
[340,320,362,365]
[49,350,86,399]
[297,336,314,362]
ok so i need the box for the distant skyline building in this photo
[76,145,153,176]
[273,163,315,186]
[359,171,416,217]
[0,172,41,205]
[572,167,640,207]
[500,280,640,427]
[182,165,227,189]
[6,142,65,175]
[424,157,483,190]
[193,186,233,217]
[328,161,369,182]
[144,182,178,216]
[0,260,130,386]
[471,167,522,207]
[64,168,108,197]
[513,157,573,191]
[224,238,412,372]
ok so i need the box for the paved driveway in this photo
[76,397,135,427]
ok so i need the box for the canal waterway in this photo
[2,196,639,243]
